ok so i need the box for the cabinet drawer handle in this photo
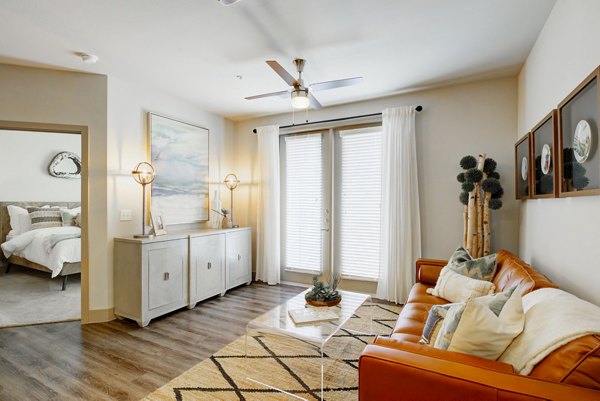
[164,272,170,281]
[237,254,241,261]
[207,262,212,270]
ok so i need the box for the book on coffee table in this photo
[288,308,339,325]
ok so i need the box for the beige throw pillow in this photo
[426,267,495,303]
[447,286,524,360]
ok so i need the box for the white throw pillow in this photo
[447,286,524,360]
[426,267,495,303]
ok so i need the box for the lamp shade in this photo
[132,162,155,185]
[224,173,240,190]
[291,89,310,109]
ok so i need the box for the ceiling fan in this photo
[246,59,363,110]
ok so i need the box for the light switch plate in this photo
[120,209,132,221]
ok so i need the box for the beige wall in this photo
[106,76,233,308]
[517,0,600,305]
[233,77,519,290]
[0,63,108,313]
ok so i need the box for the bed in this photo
[0,202,81,290]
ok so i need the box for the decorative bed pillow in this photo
[18,213,33,233]
[446,246,498,281]
[435,285,524,360]
[426,267,495,303]
[61,207,81,226]
[27,207,63,229]
[420,303,454,346]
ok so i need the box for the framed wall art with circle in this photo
[515,133,532,200]
[531,110,559,199]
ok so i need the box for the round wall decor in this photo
[48,151,82,179]
[521,156,528,181]
[573,120,592,163]
[541,144,552,175]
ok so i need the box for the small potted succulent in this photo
[305,273,342,307]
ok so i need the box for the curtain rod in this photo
[252,105,422,134]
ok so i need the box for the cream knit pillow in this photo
[426,267,495,303]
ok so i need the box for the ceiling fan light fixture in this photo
[291,89,309,109]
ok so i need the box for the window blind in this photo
[283,134,323,273]
[337,128,382,280]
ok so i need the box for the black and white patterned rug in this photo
[143,303,400,401]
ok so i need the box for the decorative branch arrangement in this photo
[457,154,504,257]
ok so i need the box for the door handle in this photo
[164,272,170,280]
[207,262,212,270]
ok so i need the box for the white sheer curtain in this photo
[255,125,281,285]
[376,106,421,304]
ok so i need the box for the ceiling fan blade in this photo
[245,90,290,100]
[310,77,363,92]
[308,93,322,109]
[266,60,296,86]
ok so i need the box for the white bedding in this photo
[1,226,81,277]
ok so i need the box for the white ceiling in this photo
[0,0,556,121]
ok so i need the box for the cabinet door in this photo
[190,234,225,303]
[146,239,187,311]
[226,230,252,289]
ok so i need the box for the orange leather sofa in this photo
[359,250,600,401]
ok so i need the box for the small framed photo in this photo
[558,67,600,197]
[151,212,167,236]
[514,133,532,200]
[531,110,559,199]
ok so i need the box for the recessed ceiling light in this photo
[79,53,99,64]
[219,0,242,5]
[236,75,243,80]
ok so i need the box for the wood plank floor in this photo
[0,283,304,401]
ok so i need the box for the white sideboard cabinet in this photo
[114,227,252,327]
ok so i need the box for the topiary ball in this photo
[465,168,483,183]
[481,177,501,194]
[488,171,500,180]
[462,181,475,192]
[460,155,477,170]
[573,175,590,190]
[483,158,497,174]
[489,198,503,210]
[459,191,469,205]
[491,187,504,199]
[457,172,466,183]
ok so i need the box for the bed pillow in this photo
[436,286,524,360]
[18,213,33,233]
[27,207,63,229]
[426,267,495,303]
[7,205,28,234]
[61,207,81,226]
[446,246,498,281]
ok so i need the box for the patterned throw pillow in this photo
[27,207,63,229]
[420,303,454,345]
[446,246,498,281]
[433,285,521,353]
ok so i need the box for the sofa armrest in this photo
[359,342,600,401]
[415,258,446,285]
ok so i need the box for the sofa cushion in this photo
[493,250,557,295]
[529,334,600,391]
[407,283,447,305]
[393,303,434,337]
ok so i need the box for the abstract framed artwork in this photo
[558,67,600,197]
[531,110,559,199]
[149,113,209,224]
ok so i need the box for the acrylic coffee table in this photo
[245,289,371,400]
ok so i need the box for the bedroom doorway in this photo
[0,122,88,328]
